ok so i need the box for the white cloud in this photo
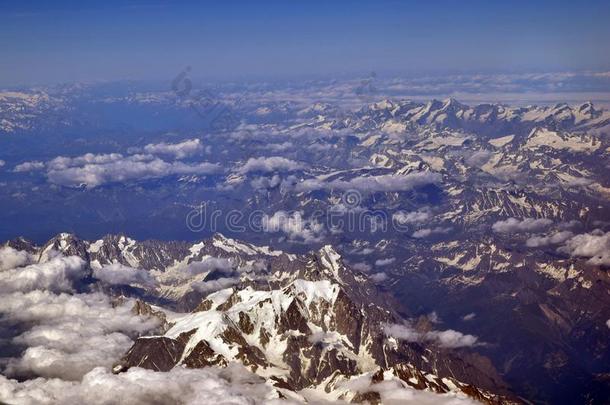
[412,227,451,239]
[266,142,294,152]
[14,161,45,172]
[563,177,593,187]
[384,323,479,348]
[0,253,160,382]
[297,172,441,193]
[492,217,553,233]
[525,231,573,247]
[0,290,160,381]
[558,230,610,266]
[375,258,395,266]
[250,175,282,190]
[262,211,325,243]
[237,157,304,174]
[337,373,480,405]
[426,312,440,324]
[352,247,374,255]
[192,277,240,294]
[47,153,130,170]
[166,257,236,285]
[393,208,432,225]
[465,150,493,167]
[0,246,33,271]
[0,255,86,294]
[462,313,476,321]
[0,159,5,167]
[142,139,203,159]
[351,262,371,272]
[46,153,221,187]
[93,264,156,288]
[307,331,343,345]
[369,272,388,283]
[168,256,251,292]
[308,143,333,152]
[376,379,480,405]
[183,257,234,276]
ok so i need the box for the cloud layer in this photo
[0,255,86,294]
[0,252,159,381]
[0,363,280,405]
[0,248,282,405]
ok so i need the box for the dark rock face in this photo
[388,235,610,404]
[182,340,227,368]
[5,237,37,253]
[115,336,185,372]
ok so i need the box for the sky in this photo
[1,0,610,86]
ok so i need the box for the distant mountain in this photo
[342,98,610,135]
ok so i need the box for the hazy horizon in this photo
[2,0,610,87]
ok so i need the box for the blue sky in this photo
[1,0,610,86]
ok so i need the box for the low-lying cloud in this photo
[0,255,85,294]
[492,217,553,234]
[237,156,304,175]
[0,251,160,382]
[262,211,325,243]
[558,230,610,266]
[297,171,441,193]
[393,208,432,225]
[141,138,204,159]
[93,264,157,288]
[0,246,33,271]
[14,161,45,172]
[384,323,479,349]
[0,362,278,405]
[46,153,221,187]
[375,258,395,266]
[526,231,574,247]
[369,272,389,283]
[192,276,241,294]
[338,373,480,405]
[412,226,451,239]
